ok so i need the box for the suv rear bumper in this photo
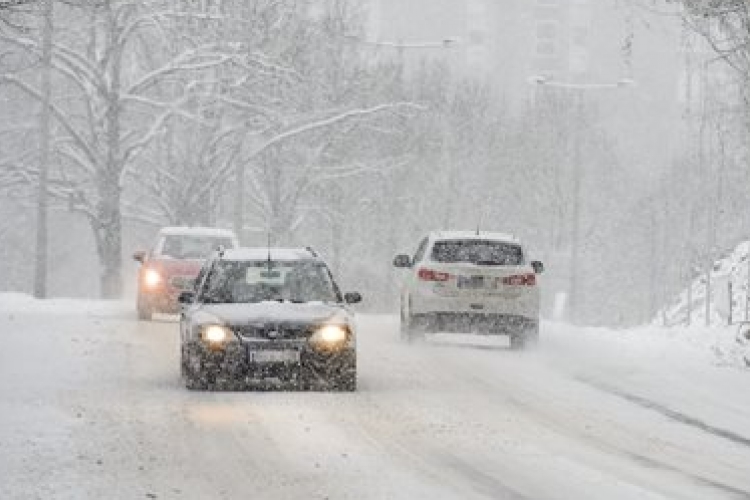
[410,312,537,335]
[410,293,539,321]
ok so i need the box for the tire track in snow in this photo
[573,377,750,499]
[621,451,750,500]
[431,346,750,500]
[578,377,750,450]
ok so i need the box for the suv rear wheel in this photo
[509,334,526,350]
[400,302,424,343]
[510,322,539,351]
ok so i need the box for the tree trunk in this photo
[33,0,53,298]
[97,3,123,299]
[94,191,123,299]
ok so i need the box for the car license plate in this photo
[458,276,484,289]
[248,350,300,364]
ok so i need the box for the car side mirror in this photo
[178,291,195,305]
[344,292,362,304]
[393,254,412,268]
[133,250,146,263]
[531,261,544,274]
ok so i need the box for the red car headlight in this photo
[142,268,162,288]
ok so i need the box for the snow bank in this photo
[0,293,130,317]
[660,240,750,327]
[547,321,749,371]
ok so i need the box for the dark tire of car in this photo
[331,373,357,392]
[181,345,208,390]
[136,295,152,321]
[509,333,526,350]
[510,323,539,351]
[527,323,540,347]
[400,302,424,344]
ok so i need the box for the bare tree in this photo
[0,0,235,297]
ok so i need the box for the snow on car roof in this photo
[158,226,237,238]
[430,231,521,243]
[220,247,318,261]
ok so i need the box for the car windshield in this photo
[431,240,524,266]
[199,260,339,304]
[159,235,233,260]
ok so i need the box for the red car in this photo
[133,227,239,320]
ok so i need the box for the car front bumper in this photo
[182,340,356,390]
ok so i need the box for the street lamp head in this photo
[528,74,550,85]
[442,37,461,48]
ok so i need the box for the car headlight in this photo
[202,325,233,346]
[311,324,349,347]
[142,268,162,288]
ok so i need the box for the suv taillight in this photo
[418,268,451,282]
[502,274,536,286]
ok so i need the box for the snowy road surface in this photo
[2,298,750,499]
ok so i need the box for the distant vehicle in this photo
[393,231,544,349]
[178,247,361,391]
[133,227,239,320]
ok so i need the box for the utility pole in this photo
[359,36,460,228]
[233,153,244,242]
[648,204,658,320]
[34,0,53,299]
[568,90,584,324]
[528,76,634,324]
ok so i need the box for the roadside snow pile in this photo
[659,240,750,327]
[0,293,130,317]
[651,239,750,368]
[548,321,749,371]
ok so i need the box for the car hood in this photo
[191,302,351,327]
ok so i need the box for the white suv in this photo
[393,231,543,349]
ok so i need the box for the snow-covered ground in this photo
[1,294,750,499]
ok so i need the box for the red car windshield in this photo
[158,235,233,260]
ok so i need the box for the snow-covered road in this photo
[2,297,750,499]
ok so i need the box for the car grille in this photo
[236,324,314,341]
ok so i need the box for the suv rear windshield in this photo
[199,260,340,304]
[430,240,524,266]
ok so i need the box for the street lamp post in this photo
[351,35,461,296]
[529,75,634,324]
[345,34,461,80]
